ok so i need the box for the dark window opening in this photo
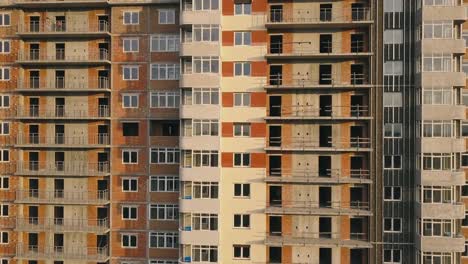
[122,122,139,136]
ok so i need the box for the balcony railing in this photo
[15,189,109,204]
[15,133,110,146]
[13,105,110,119]
[16,161,110,176]
[16,244,109,261]
[17,49,110,63]
[15,217,109,233]
[268,105,369,118]
[265,231,370,244]
[267,73,368,87]
[268,168,371,181]
[267,136,371,150]
[18,77,110,90]
[268,42,369,56]
[267,8,372,24]
[18,20,109,34]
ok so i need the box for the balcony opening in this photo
[54,16,66,32]
[29,70,39,89]
[99,43,109,60]
[55,43,65,60]
[97,207,108,224]
[98,70,109,89]
[28,178,38,198]
[319,34,332,53]
[319,217,332,238]
[98,152,108,172]
[351,3,365,21]
[270,5,283,22]
[55,70,65,89]
[29,16,40,32]
[97,234,108,249]
[319,64,332,85]
[270,35,283,54]
[29,43,39,60]
[29,124,39,144]
[98,15,109,32]
[28,151,39,171]
[269,125,281,147]
[55,125,64,144]
[28,233,38,251]
[350,217,366,240]
[54,206,64,225]
[351,249,367,264]
[351,156,365,178]
[150,120,180,136]
[319,186,332,207]
[269,155,281,176]
[319,125,332,147]
[54,179,64,199]
[98,98,109,117]
[28,206,38,225]
[269,247,282,263]
[29,98,39,117]
[54,233,64,253]
[97,180,108,199]
[319,95,332,116]
[351,34,364,52]
[122,122,139,137]
[351,95,365,117]
[55,97,65,117]
[98,125,109,144]
[351,64,364,85]
[319,248,332,264]
[55,152,64,171]
[269,96,282,117]
[351,186,365,208]
[351,126,365,147]
[269,216,282,235]
[320,4,332,21]
[269,65,282,85]
[269,185,282,206]
[318,156,331,177]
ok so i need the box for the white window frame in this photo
[234,62,251,76]
[233,214,250,228]
[151,34,180,52]
[193,25,219,42]
[0,40,10,54]
[150,148,180,164]
[0,122,9,135]
[234,183,250,198]
[0,95,9,108]
[383,249,401,264]
[150,92,180,108]
[0,14,11,27]
[384,186,401,201]
[234,93,251,107]
[123,11,139,25]
[234,3,251,15]
[149,232,179,248]
[149,204,179,220]
[0,204,8,217]
[384,218,402,233]
[0,68,10,81]
[158,9,176,24]
[234,32,251,45]
[190,88,219,105]
[234,153,250,167]
[123,38,139,53]
[122,149,138,164]
[0,232,8,245]
[122,66,139,80]
[192,119,219,136]
[151,63,180,80]
[0,176,8,190]
[384,155,401,169]
[233,245,250,260]
[234,123,250,137]
[193,56,219,73]
[122,205,138,220]
[122,178,138,192]
[150,176,179,192]
[122,93,139,108]
[121,234,138,248]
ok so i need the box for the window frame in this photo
[123,38,139,53]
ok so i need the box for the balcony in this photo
[265,168,371,184]
[266,200,371,216]
[266,105,371,120]
[266,74,370,89]
[266,42,372,60]
[180,198,219,213]
[15,161,110,176]
[17,77,111,92]
[13,0,109,7]
[11,105,110,119]
[16,244,109,261]
[418,234,465,252]
[17,20,110,37]
[416,202,465,219]
[17,49,110,65]
[15,189,109,204]
[14,133,110,148]
[266,136,372,152]
[179,229,219,244]
[180,10,221,25]
[15,217,109,233]
[265,232,371,248]
[266,8,373,29]
[416,169,465,186]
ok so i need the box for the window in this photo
[122,205,138,220]
[422,120,452,137]
[191,88,219,105]
[0,232,7,244]
[234,153,250,167]
[0,122,9,135]
[0,176,9,190]
[383,249,401,264]
[422,153,452,171]
[192,120,218,136]
[423,21,452,39]
[121,234,137,248]
[122,150,138,164]
[424,0,454,6]
[122,178,138,192]
[0,40,10,54]
[423,54,452,72]
[234,183,250,198]
[233,214,250,228]
[0,68,10,81]
[150,148,180,164]
[190,182,218,199]
[0,149,8,162]
[421,219,452,237]
[0,204,8,217]
[123,66,139,80]
[0,259,8,264]
[123,11,139,25]
[193,25,219,42]
[192,0,219,10]
[123,38,139,52]
[150,92,180,108]
[193,56,219,73]
[233,245,250,259]
[384,124,402,138]
[383,92,402,107]
[149,232,178,248]
[234,123,250,137]
[151,35,180,52]
[192,245,218,262]
[234,3,251,15]
[0,95,9,108]
[0,14,10,26]
[234,93,250,106]
[159,10,175,24]
[149,204,179,220]
[123,122,139,137]
[234,62,251,76]
[422,88,452,105]
[423,186,453,203]
[150,176,179,192]
[122,94,138,108]
[234,32,251,45]
[150,261,178,264]
[384,186,401,201]
[462,122,468,137]
[191,213,218,230]
[384,155,401,169]
[462,153,468,167]
[384,218,402,233]
[182,150,219,167]
[151,64,180,80]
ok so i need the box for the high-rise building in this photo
[0,0,466,264]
